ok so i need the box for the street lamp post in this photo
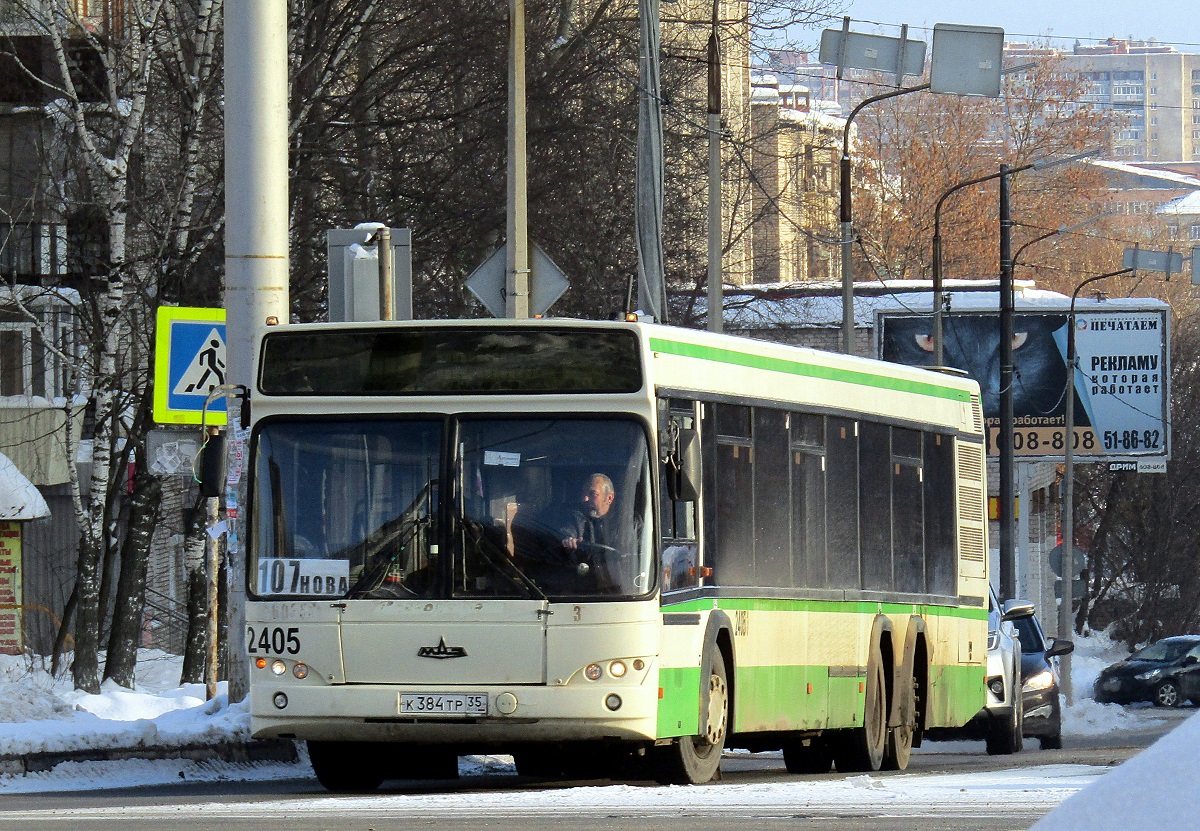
[932,150,1101,365]
[932,170,1008,366]
[1060,266,1133,702]
[929,149,1100,600]
[839,82,930,354]
[999,164,1016,600]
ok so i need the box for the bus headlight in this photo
[272,692,288,709]
[609,661,627,678]
[271,660,287,676]
[585,663,602,681]
[292,662,308,679]
[605,694,622,711]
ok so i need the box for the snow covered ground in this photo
[0,631,1190,829]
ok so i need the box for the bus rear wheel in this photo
[307,741,385,793]
[652,650,728,785]
[832,644,887,772]
[882,668,915,771]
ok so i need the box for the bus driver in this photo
[560,473,617,552]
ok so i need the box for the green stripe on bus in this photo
[662,596,988,622]
[657,662,985,738]
[648,337,972,403]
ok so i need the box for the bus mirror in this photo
[668,428,701,502]
[197,433,226,499]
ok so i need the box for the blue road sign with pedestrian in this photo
[154,307,227,425]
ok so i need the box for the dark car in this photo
[1012,612,1073,749]
[1093,635,1200,707]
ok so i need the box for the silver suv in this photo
[982,587,1035,755]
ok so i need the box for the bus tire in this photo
[390,749,459,780]
[513,746,565,778]
[651,649,728,784]
[832,642,887,773]
[782,737,832,774]
[882,668,915,771]
[307,741,385,793]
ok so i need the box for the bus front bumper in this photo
[250,682,661,745]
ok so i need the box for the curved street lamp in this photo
[1058,266,1133,704]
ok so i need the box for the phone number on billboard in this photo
[1102,429,1164,452]
[988,427,1101,456]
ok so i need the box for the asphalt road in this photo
[0,707,1189,831]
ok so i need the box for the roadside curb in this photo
[0,739,300,777]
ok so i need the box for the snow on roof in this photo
[778,107,845,131]
[0,452,48,520]
[697,280,1167,330]
[1157,190,1200,215]
[0,285,80,307]
[1090,159,1200,189]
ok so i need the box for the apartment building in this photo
[748,75,843,285]
[1009,39,1200,162]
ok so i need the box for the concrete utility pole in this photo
[706,0,722,333]
[224,0,291,700]
[506,0,530,320]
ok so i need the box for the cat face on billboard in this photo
[881,315,1070,420]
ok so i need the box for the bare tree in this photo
[1,0,225,691]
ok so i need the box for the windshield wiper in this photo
[342,481,435,599]
[462,518,547,601]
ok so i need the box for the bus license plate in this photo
[399,693,488,716]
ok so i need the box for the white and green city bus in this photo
[242,319,989,790]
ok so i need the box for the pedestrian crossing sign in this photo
[153,306,227,425]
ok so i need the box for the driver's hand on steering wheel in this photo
[562,536,581,550]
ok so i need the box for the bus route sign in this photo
[153,306,227,426]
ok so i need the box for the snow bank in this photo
[1033,711,1200,830]
[0,651,249,757]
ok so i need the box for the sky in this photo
[823,1,1200,52]
[0,630,1188,830]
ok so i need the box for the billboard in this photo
[877,305,1170,461]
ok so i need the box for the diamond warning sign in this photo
[153,306,227,425]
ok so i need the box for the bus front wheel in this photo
[307,741,385,793]
[652,649,729,785]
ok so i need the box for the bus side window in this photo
[659,399,699,591]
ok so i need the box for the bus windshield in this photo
[250,417,654,601]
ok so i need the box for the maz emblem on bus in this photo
[417,637,468,659]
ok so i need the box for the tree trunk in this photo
[103,466,162,688]
[180,503,208,684]
[72,533,104,693]
[51,586,77,678]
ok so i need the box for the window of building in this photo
[0,299,78,399]
[1149,87,1157,95]
[1168,225,1180,239]
[1151,116,1158,125]
[1190,225,1200,240]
